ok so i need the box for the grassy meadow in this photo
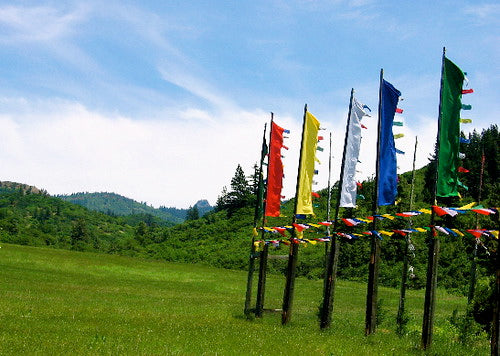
[0,243,489,355]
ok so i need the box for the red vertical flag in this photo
[265,121,286,217]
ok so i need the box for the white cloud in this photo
[463,3,500,25]
[0,4,87,43]
[0,98,278,208]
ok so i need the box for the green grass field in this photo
[0,243,489,355]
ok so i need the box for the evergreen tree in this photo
[227,164,253,212]
[186,205,199,220]
[70,218,89,250]
[215,165,253,215]
[134,221,148,246]
[215,186,229,212]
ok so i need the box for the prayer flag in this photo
[472,208,497,215]
[437,57,465,197]
[378,79,401,205]
[458,202,477,210]
[432,205,459,217]
[339,97,370,207]
[265,121,286,217]
[296,111,320,214]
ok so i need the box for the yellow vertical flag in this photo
[296,111,320,215]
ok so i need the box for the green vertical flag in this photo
[254,135,268,222]
[437,57,464,197]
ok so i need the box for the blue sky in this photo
[0,1,498,208]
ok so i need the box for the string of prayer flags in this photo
[460,118,472,124]
[378,79,401,206]
[339,96,371,208]
[256,226,500,247]
[462,89,474,94]
[394,133,404,139]
[460,137,470,144]
[458,167,470,173]
[436,56,465,198]
[461,104,472,110]
[257,205,496,240]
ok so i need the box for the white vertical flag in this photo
[339,97,370,207]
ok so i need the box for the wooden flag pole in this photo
[320,88,354,329]
[255,114,274,317]
[365,71,383,336]
[282,104,308,325]
[468,149,485,303]
[397,136,418,333]
[422,47,446,350]
[492,212,500,356]
[244,122,268,317]
[324,132,333,269]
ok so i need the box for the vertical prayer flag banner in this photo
[378,80,401,206]
[437,57,464,197]
[340,97,370,208]
[265,121,286,217]
[296,112,320,215]
[254,137,267,221]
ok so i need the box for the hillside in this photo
[0,185,139,252]
[57,192,213,224]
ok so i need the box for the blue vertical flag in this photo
[377,79,401,206]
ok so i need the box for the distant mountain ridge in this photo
[56,192,212,224]
[0,181,46,195]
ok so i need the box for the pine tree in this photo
[215,164,253,214]
[186,205,199,220]
[70,218,89,250]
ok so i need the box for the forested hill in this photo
[56,192,213,224]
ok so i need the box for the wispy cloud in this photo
[463,3,500,25]
[158,65,237,114]
[0,4,88,43]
